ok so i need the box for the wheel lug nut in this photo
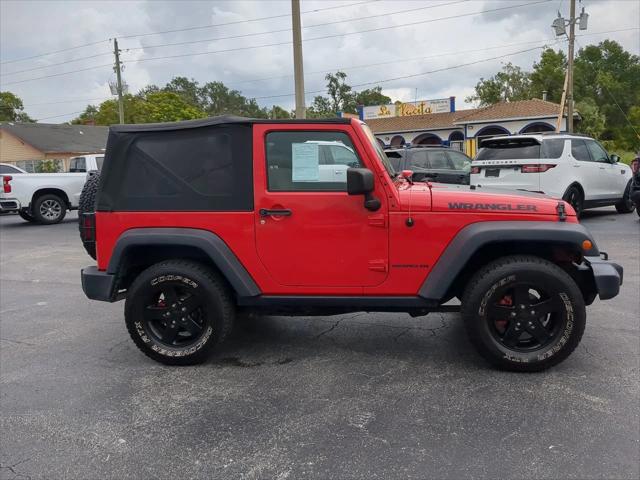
[510,312,517,317]
[182,307,187,312]
[530,310,535,315]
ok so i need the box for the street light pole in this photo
[566,0,576,133]
[291,0,306,119]
[113,38,125,124]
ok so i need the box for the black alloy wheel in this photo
[485,283,565,352]
[143,285,207,348]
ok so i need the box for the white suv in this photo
[470,134,634,216]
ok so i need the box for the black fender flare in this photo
[418,221,599,301]
[108,227,261,298]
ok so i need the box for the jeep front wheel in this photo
[461,255,586,372]
[125,260,234,365]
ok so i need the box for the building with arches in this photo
[367,99,572,157]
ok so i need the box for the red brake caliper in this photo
[495,295,513,332]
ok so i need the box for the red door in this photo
[253,125,389,288]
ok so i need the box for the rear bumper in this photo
[81,266,118,302]
[0,198,21,212]
[584,256,623,300]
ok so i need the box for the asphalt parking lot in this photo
[1,209,638,480]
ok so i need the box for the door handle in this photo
[259,208,292,217]
[573,164,581,168]
[599,166,606,170]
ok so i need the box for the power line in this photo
[24,97,112,107]
[35,110,86,121]
[1,52,113,77]
[251,44,550,100]
[0,0,378,65]
[125,0,552,65]
[123,0,468,52]
[118,0,380,40]
[0,39,110,65]
[0,62,113,86]
[17,26,635,107]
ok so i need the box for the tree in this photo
[0,91,34,122]
[269,105,291,119]
[136,91,206,123]
[199,81,268,118]
[324,71,354,113]
[306,95,334,118]
[354,86,391,108]
[575,99,605,139]
[574,40,640,148]
[466,63,531,106]
[529,49,566,103]
[163,77,202,110]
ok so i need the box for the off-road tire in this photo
[32,193,67,224]
[78,173,100,259]
[125,260,234,365]
[563,185,583,218]
[461,255,586,372]
[614,180,635,214]
[18,209,36,222]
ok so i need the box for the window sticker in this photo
[291,143,320,182]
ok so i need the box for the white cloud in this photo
[1,0,638,121]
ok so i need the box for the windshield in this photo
[359,122,395,176]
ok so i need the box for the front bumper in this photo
[0,198,21,213]
[584,255,623,300]
[81,266,118,302]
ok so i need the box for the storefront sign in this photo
[362,97,454,120]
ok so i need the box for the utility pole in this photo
[566,0,576,133]
[291,0,306,119]
[113,38,125,124]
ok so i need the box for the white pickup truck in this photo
[0,154,103,224]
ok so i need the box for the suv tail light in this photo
[470,166,481,174]
[2,175,12,193]
[521,164,556,173]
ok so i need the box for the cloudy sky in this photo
[1,0,638,122]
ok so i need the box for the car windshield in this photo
[360,122,396,176]
[476,139,541,160]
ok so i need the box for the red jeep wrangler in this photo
[79,116,622,371]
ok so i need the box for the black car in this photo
[384,146,471,184]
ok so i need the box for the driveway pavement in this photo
[1,209,638,479]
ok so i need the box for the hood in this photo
[430,184,573,216]
[395,180,574,217]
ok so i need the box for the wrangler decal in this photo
[448,202,537,212]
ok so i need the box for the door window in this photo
[265,131,362,191]
[69,157,86,172]
[571,140,591,162]
[585,140,609,163]
[446,151,472,171]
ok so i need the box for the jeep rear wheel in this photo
[461,255,586,372]
[125,260,234,365]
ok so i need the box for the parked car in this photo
[0,163,27,175]
[0,154,104,224]
[79,116,622,372]
[385,146,471,184]
[470,134,634,216]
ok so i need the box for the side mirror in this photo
[610,154,620,163]
[347,168,380,211]
[347,168,374,195]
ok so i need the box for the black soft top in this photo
[109,115,352,133]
